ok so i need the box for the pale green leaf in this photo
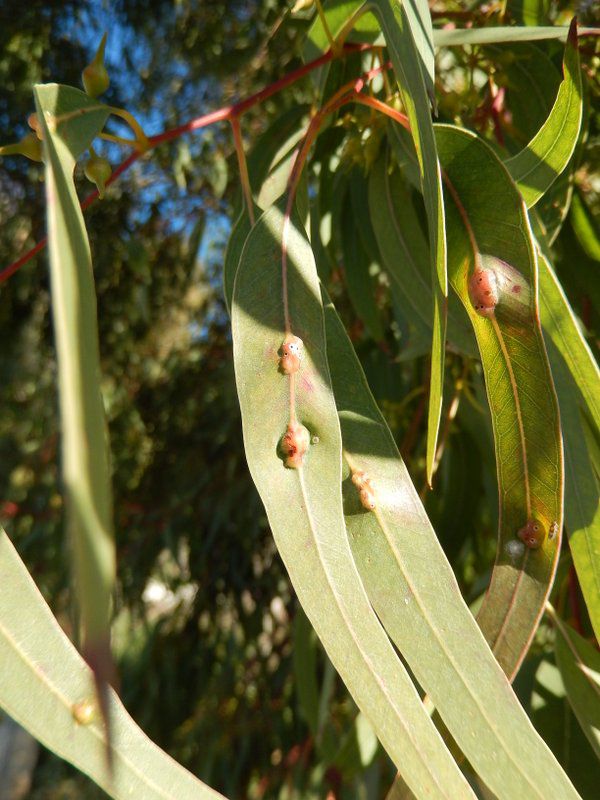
[231,201,475,799]
[323,292,580,800]
[433,25,600,48]
[0,528,225,800]
[436,124,563,679]
[368,0,447,486]
[505,23,582,208]
[34,83,114,677]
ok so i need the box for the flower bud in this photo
[82,33,110,97]
[84,153,112,198]
[27,113,44,140]
[0,133,43,162]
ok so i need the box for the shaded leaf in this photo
[368,151,475,356]
[539,254,600,640]
[505,22,582,208]
[552,612,600,761]
[436,124,563,679]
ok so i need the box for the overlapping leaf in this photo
[505,22,582,208]
[34,84,115,703]
[323,292,580,799]
[231,201,474,799]
[436,124,563,679]
[368,150,475,356]
[0,529,225,800]
[552,610,600,760]
[538,254,600,640]
[369,0,446,487]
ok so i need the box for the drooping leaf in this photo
[0,528,225,800]
[369,0,447,487]
[433,25,600,48]
[539,254,600,640]
[552,609,600,760]
[505,22,582,208]
[231,201,475,798]
[34,83,115,707]
[323,291,580,800]
[436,124,563,680]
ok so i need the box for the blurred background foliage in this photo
[0,0,598,798]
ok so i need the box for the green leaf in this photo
[303,0,435,101]
[552,611,600,761]
[322,292,581,800]
[505,22,582,208]
[368,151,475,356]
[433,25,600,48]
[538,254,600,641]
[436,124,563,680]
[570,190,600,262]
[0,528,225,800]
[34,84,115,691]
[231,201,475,798]
[369,0,447,486]
[303,1,381,64]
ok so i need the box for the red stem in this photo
[1,43,373,284]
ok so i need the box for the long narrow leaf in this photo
[0,529,225,800]
[505,22,582,208]
[369,0,447,486]
[323,291,580,800]
[231,201,475,799]
[539,254,600,640]
[34,83,115,700]
[552,611,600,761]
[436,124,563,680]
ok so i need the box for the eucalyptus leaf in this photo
[231,201,475,798]
[0,529,225,800]
[369,0,447,486]
[539,254,600,641]
[323,291,580,800]
[436,124,563,680]
[34,83,115,699]
[505,22,582,208]
[553,613,600,761]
